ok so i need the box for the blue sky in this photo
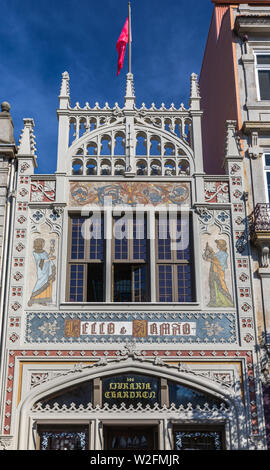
[0,0,213,174]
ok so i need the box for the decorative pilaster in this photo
[189,73,204,195]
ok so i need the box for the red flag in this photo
[116,18,129,76]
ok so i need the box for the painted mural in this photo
[69,182,190,207]
[202,227,234,308]
[28,230,58,307]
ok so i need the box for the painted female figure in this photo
[203,239,234,308]
[28,238,56,306]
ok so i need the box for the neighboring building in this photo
[199,0,270,448]
[0,3,269,451]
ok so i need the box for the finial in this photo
[189,73,201,110]
[124,72,135,110]
[18,118,36,156]
[59,71,70,109]
[1,102,11,113]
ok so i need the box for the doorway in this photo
[104,425,158,450]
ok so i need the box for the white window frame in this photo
[263,152,270,202]
[255,52,270,101]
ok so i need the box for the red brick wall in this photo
[199,7,239,174]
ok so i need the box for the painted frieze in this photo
[69,181,190,207]
[24,311,237,344]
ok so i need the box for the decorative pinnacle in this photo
[59,71,70,109]
[224,120,242,159]
[60,71,70,97]
[18,118,36,156]
[189,73,201,110]
[124,72,136,110]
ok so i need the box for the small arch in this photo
[150,159,161,175]
[150,136,161,156]
[100,159,111,175]
[114,159,125,175]
[136,132,147,156]
[178,159,190,175]
[164,142,175,156]
[174,118,181,138]
[164,159,176,176]
[79,117,87,138]
[114,132,125,156]
[164,118,173,133]
[86,142,97,156]
[89,118,97,131]
[100,135,112,156]
[76,148,84,156]
[136,159,147,175]
[178,148,187,157]
[72,158,83,175]
[86,159,97,175]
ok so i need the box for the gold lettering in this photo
[109,383,117,390]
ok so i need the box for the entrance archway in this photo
[16,357,244,450]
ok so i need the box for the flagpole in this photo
[128,1,131,74]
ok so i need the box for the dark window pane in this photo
[114,264,132,302]
[38,381,92,408]
[258,70,270,100]
[87,264,104,301]
[265,154,270,166]
[134,265,149,301]
[168,381,226,408]
[257,55,270,65]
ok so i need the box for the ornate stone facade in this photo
[0,6,268,450]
